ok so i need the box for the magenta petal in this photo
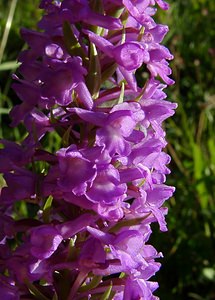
[146,184,175,206]
[56,214,95,239]
[155,0,169,10]
[86,30,113,56]
[114,42,150,71]
[86,165,127,204]
[118,66,137,91]
[57,146,97,195]
[30,226,63,259]
[79,238,106,268]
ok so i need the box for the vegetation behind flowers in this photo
[154,1,215,299]
[0,0,214,299]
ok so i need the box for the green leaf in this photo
[0,61,20,71]
[208,137,215,165]
[100,283,113,300]
[202,267,215,280]
[43,195,53,223]
[118,81,125,104]
[0,107,10,114]
[63,21,88,65]
[89,0,104,35]
[101,62,117,83]
[24,280,50,300]
[52,293,58,300]
[86,42,101,99]
[193,143,208,208]
[109,214,151,233]
[62,125,72,147]
[79,276,102,292]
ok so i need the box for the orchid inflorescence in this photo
[0,0,177,299]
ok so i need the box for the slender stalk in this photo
[0,0,18,63]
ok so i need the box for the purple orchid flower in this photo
[0,0,176,298]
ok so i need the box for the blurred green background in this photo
[0,0,214,299]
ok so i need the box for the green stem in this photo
[24,280,50,300]
[0,0,18,63]
[78,275,102,292]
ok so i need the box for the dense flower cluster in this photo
[0,0,176,299]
